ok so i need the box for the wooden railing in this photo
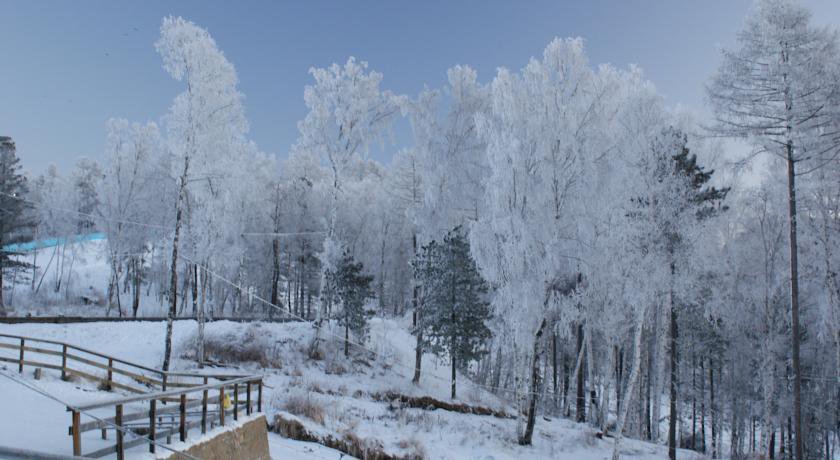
[0,333,264,458]
[0,333,246,393]
[69,375,263,458]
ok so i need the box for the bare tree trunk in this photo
[576,323,586,423]
[132,257,141,317]
[553,333,558,410]
[668,272,679,460]
[270,238,280,318]
[411,233,422,384]
[163,154,189,372]
[700,357,706,453]
[785,146,804,460]
[613,310,648,460]
[710,356,717,459]
[196,264,205,368]
[519,317,547,446]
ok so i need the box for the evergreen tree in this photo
[0,137,34,310]
[414,226,492,398]
[71,158,102,233]
[329,250,374,357]
[659,127,728,460]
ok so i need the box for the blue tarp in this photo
[2,233,106,253]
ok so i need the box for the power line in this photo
[2,192,168,231]
[181,253,545,403]
[11,190,546,403]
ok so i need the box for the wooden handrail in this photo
[0,333,248,382]
[0,332,265,458]
[74,375,262,411]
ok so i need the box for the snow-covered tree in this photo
[707,1,840,456]
[156,15,249,370]
[0,136,34,310]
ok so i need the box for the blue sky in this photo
[3,1,839,174]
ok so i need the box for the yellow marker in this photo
[223,393,232,410]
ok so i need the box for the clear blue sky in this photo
[3,1,839,174]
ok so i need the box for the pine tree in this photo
[660,128,728,460]
[0,137,34,311]
[414,226,492,398]
[330,250,374,357]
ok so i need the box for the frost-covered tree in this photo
[71,158,102,234]
[707,1,840,456]
[294,57,401,327]
[156,15,249,371]
[99,119,166,316]
[0,137,34,310]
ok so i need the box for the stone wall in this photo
[165,414,270,460]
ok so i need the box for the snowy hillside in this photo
[0,318,710,459]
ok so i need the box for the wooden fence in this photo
[0,333,264,458]
[70,375,263,458]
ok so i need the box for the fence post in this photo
[201,376,208,434]
[161,373,167,392]
[219,386,225,426]
[246,381,252,415]
[179,393,187,442]
[258,380,262,412]
[115,404,124,460]
[61,344,67,380]
[107,358,113,391]
[18,338,24,373]
[149,399,156,453]
[233,383,239,421]
[71,410,81,456]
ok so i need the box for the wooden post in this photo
[161,373,167,392]
[233,383,239,421]
[107,358,114,391]
[219,386,225,426]
[257,380,262,412]
[179,393,187,442]
[149,399,156,453]
[61,344,67,380]
[246,382,252,415]
[115,404,124,460]
[201,376,208,434]
[18,338,24,373]
[71,410,81,456]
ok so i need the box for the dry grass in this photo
[197,324,281,367]
[282,393,326,425]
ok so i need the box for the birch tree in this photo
[156,15,248,371]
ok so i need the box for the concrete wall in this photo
[165,414,270,460]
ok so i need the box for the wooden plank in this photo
[76,396,218,433]
[0,356,64,372]
[233,383,239,421]
[148,400,156,454]
[61,344,67,380]
[75,375,260,411]
[246,382,252,415]
[179,393,187,442]
[18,338,24,373]
[115,404,124,460]
[84,419,206,458]
[219,386,225,426]
[71,410,81,456]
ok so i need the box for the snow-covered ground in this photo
[0,319,706,459]
[6,237,171,317]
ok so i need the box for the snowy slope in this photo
[0,320,707,459]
